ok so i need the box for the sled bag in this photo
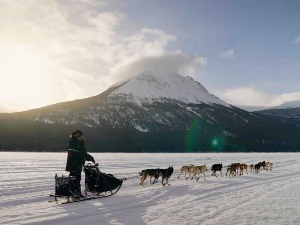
[55,175,77,196]
[97,173,123,193]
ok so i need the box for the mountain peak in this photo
[109,71,230,107]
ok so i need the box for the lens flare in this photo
[212,138,218,147]
[211,136,225,152]
[185,118,202,152]
[185,117,227,152]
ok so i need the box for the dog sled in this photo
[49,163,123,204]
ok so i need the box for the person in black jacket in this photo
[65,130,95,196]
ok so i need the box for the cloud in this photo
[0,0,206,113]
[220,87,300,108]
[108,52,207,82]
[292,35,300,45]
[220,49,234,59]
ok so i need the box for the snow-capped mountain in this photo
[31,72,235,132]
[257,100,300,127]
[109,72,230,107]
[0,72,300,152]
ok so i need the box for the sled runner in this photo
[49,163,123,204]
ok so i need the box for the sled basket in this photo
[97,172,123,193]
[84,164,123,195]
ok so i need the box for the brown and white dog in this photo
[226,163,238,177]
[178,164,194,180]
[265,162,273,171]
[249,164,254,173]
[239,164,248,175]
[190,165,207,181]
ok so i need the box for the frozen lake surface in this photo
[1,152,300,225]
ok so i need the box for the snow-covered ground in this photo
[1,152,300,225]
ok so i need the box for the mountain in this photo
[269,100,300,109]
[1,72,300,152]
[256,100,300,127]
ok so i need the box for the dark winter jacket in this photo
[65,137,94,172]
[78,140,94,162]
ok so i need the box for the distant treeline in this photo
[0,120,299,152]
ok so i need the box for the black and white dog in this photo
[211,163,223,177]
[159,167,174,186]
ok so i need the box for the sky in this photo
[0,0,300,113]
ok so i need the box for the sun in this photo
[0,46,48,110]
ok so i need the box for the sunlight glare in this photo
[0,46,48,109]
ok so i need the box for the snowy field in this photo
[1,152,300,225]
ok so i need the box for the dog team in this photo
[225,161,273,177]
[139,161,273,186]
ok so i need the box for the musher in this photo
[65,130,95,197]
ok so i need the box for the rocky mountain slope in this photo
[256,100,300,127]
[0,72,299,152]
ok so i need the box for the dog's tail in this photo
[139,170,144,176]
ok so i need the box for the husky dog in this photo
[239,164,248,175]
[190,165,207,181]
[159,167,174,186]
[178,164,194,180]
[257,161,265,171]
[226,164,237,177]
[254,163,261,173]
[265,162,273,171]
[139,168,160,186]
[249,164,254,173]
[269,162,273,170]
[211,163,223,177]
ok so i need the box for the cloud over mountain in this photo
[220,87,300,108]
[0,0,206,113]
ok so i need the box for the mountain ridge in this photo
[268,100,300,110]
[256,100,300,127]
[0,72,300,152]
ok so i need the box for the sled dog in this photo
[139,168,160,186]
[191,165,207,181]
[211,163,223,177]
[160,167,174,186]
[178,164,194,180]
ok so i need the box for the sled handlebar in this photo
[84,162,98,167]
